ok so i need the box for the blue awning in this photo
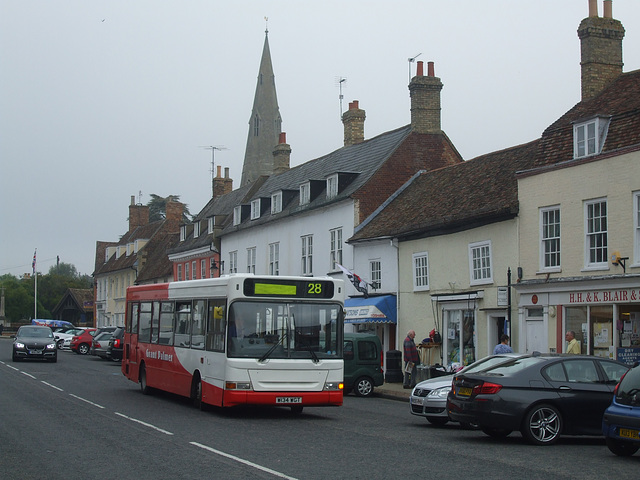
[345,295,397,324]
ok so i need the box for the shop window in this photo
[444,309,475,368]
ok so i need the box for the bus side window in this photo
[206,301,225,352]
[174,302,191,347]
[151,301,160,344]
[139,302,152,343]
[159,302,175,345]
[191,300,206,350]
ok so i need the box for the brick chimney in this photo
[128,195,149,233]
[409,61,442,134]
[578,0,624,101]
[164,200,184,233]
[213,165,233,199]
[273,132,291,174]
[342,100,366,146]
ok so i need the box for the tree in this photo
[147,194,192,223]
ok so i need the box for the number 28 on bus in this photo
[121,275,346,412]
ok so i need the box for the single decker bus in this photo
[122,274,345,412]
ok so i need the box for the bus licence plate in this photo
[276,397,302,404]
[619,428,640,440]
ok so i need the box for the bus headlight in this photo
[225,381,252,390]
[324,382,344,391]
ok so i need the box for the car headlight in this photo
[14,342,25,349]
[46,343,56,350]
[427,386,451,399]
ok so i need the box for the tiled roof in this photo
[136,231,179,283]
[349,140,540,242]
[534,69,640,168]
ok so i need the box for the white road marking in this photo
[21,371,36,379]
[114,412,174,435]
[41,381,64,391]
[190,441,299,480]
[69,393,105,409]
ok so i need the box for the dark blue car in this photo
[602,363,640,456]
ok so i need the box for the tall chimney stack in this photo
[128,195,149,233]
[342,100,366,146]
[213,165,233,199]
[273,132,292,175]
[578,0,624,100]
[409,61,443,134]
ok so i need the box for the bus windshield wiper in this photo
[297,333,319,363]
[259,331,287,363]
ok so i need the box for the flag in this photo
[32,249,37,274]
[336,264,369,298]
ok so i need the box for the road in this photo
[0,338,638,479]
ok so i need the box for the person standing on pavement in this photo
[565,330,581,354]
[493,334,513,355]
[403,330,420,389]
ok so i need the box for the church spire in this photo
[240,29,283,186]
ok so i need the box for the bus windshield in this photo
[227,300,342,360]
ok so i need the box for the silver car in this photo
[410,353,524,426]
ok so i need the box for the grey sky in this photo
[1,0,639,278]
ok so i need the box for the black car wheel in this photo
[606,437,640,456]
[354,376,374,397]
[57,340,64,349]
[521,404,562,445]
[481,427,512,438]
[78,343,90,355]
[12,352,20,362]
[139,364,152,395]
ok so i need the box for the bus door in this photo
[125,302,140,377]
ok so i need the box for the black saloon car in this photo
[12,325,58,362]
[447,354,629,445]
[107,327,124,362]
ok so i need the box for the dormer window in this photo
[208,217,214,234]
[573,116,609,159]
[233,206,242,226]
[300,182,310,205]
[193,221,200,238]
[251,199,261,220]
[180,225,186,241]
[326,174,338,199]
[271,192,282,214]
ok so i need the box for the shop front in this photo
[515,276,640,365]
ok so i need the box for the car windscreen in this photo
[617,365,640,406]
[481,357,545,376]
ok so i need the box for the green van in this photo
[343,332,384,397]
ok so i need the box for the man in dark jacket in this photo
[403,330,420,389]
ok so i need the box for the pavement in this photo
[374,382,411,402]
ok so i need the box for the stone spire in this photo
[240,29,283,186]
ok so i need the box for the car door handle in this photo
[559,386,571,391]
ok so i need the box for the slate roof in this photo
[220,125,463,235]
[136,231,179,283]
[349,140,540,242]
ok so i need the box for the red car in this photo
[70,329,97,355]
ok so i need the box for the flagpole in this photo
[33,249,37,319]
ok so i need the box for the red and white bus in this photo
[122,274,345,412]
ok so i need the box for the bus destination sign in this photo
[244,279,335,298]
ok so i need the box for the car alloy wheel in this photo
[78,343,90,355]
[522,404,562,445]
[354,376,374,397]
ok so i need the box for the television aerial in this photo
[335,77,347,118]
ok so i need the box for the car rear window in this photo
[617,365,640,406]
[483,357,544,375]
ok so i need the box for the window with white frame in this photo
[201,259,206,279]
[233,206,242,226]
[300,182,310,205]
[229,251,238,273]
[301,235,313,275]
[412,252,429,291]
[247,247,256,273]
[540,206,561,270]
[180,225,186,241]
[326,174,338,199]
[193,222,200,238]
[469,240,493,285]
[192,261,197,279]
[370,260,381,289]
[635,192,640,265]
[185,262,190,280]
[573,117,609,159]
[329,228,342,270]
[271,192,282,214]
[585,198,608,268]
[251,199,261,220]
[208,217,214,234]
[269,243,280,275]
[177,263,182,281]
